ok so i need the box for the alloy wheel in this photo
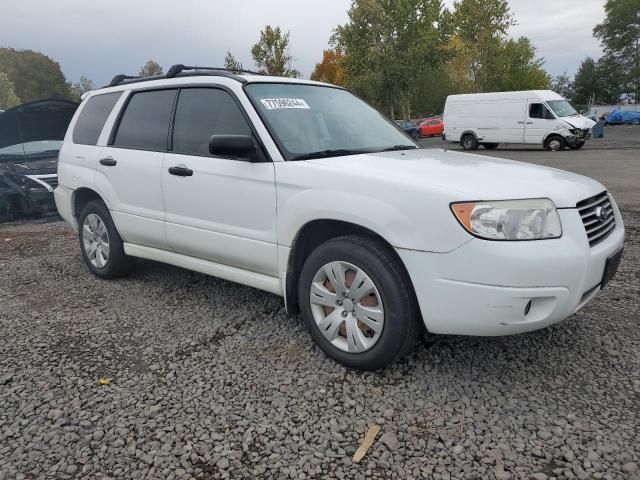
[309,261,384,353]
[82,213,110,268]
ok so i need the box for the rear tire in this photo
[298,235,419,370]
[482,143,499,150]
[544,135,566,152]
[78,200,136,279]
[461,134,479,150]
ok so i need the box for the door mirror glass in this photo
[209,134,257,160]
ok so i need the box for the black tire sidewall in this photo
[462,134,478,150]
[545,136,566,151]
[298,236,416,370]
[78,200,130,279]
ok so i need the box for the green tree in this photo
[251,26,300,77]
[572,56,624,107]
[333,0,444,118]
[483,37,550,91]
[0,47,71,102]
[70,76,96,101]
[0,72,21,109]
[451,0,516,91]
[551,72,575,100]
[139,59,163,77]
[224,51,243,72]
[594,0,640,103]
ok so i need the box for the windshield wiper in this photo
[290,149,371,161]
[380,145,419,152]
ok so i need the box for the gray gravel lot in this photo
[1,133,639,479]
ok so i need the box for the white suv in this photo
[55,65,625,370]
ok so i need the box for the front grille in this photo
[577,191,615,247]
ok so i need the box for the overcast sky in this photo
[1,0,606,85]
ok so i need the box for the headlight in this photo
[451,199,562,240]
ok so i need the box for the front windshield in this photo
[245,83,418,160]
[547,100,578,117]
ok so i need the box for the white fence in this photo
[587,104,640,117]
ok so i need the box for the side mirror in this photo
[209,134,258,161]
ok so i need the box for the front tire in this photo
[78,200,136,279]
[544,135,566,152]
[298,235,419,370]
[461,134,479,150]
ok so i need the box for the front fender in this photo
[274,161,473,253]
[277,188,424,250]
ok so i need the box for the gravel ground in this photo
[1,210,639,480]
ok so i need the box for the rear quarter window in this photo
[73,92,122,145]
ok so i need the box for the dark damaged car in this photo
[0,99,78,221]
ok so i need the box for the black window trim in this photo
[106,83,271,162]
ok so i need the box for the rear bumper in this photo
[398,206,625,336]
[54,185,78,230]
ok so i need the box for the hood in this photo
[306,148,605,208]
[562,115,596,130]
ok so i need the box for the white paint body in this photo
[443,90,596,147]
[55,77,624,336]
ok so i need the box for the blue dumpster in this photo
[592,120,604,139]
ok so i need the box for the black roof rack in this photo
[105,64,264,88]
[165,64,263,77]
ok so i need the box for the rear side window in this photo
[73,92,121,145]
[172,88,251,156]
[113,89,177,151]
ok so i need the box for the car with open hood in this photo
[0,99,78,221]
[54,67,624,370]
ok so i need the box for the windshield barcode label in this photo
[260,98,310,110]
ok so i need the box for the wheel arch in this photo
[283,218,417,315]
[72,187,107,219]
[460,130,478,141]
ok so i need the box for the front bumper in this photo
[398,206,625,335]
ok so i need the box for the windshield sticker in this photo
[260,98,310,110]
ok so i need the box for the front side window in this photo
[172,88,251,157]
[245,83,417,160]
[73,92,121,145]
[529,103,554,120]
[547,100,578,118]
[113,89,176,151]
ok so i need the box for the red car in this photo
[418,118,444,137]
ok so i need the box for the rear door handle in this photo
[99,157,117,166]
[168,166,193,177]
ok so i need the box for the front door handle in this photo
[168,166,193,177]
[99,157,117,166]
[517,121,525,124]
[526,122,534,125]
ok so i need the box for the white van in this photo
[443,90,596,151]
